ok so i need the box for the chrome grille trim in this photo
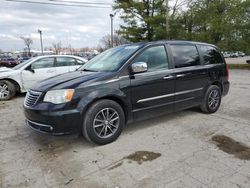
[24,90,42,107]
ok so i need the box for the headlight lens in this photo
[43,89,75,104]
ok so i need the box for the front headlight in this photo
[43,89,75,104]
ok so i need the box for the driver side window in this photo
[31,58,55,70]
[133,45,169,72]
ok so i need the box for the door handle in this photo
[163,75,174,80]
[176,74,185,78]
[47,70,55,73]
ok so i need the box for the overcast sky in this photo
[0,0,121,51]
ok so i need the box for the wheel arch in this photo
[81,94,130,124]
[0,78,21,93]
[211,81,223,93]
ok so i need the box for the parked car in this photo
[18,56,31,63]
[236,51,245,57]
[23,41,230,145]
[229,52,239,58]
[0,55,87,100]
[0,58,20,67]
[222,51,231,58]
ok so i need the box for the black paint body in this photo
[23,41,230,135]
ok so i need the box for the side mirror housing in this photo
[26,65,35,73]
[131,62,148,74]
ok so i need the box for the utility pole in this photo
[165,0,169,39]
[109,13,116,48]
[38,29,44,55]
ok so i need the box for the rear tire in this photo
[200,85,221,113]
[82,99,125,145]
[0,80,16,101]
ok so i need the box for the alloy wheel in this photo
[93,108,120,139]
[0,83,10,99]
[208,89,220,110]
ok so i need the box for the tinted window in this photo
[133,45,169,72]
[170,45,200,68]
[31,58,54,69]
[200,45,224,64]
[56,57,76,67]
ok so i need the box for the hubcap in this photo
[93,108,120,139]
[208,89,220,110]
[0,83,10,99]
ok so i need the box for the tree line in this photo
[113,0,250,53]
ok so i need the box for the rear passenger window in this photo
[200,45,224,64]
[133,45,169,72]
[56,57,76,67]
[170,45,200,68]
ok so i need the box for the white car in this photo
[222,52,231,58]
[0,55,87,100]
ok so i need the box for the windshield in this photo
[12,58,35,70]
[79,44,142,72]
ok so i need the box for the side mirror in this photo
[131,62,148,74]
[26,65,35,73]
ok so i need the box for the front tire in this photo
[82,99,125,145]
[200,85,221,113]
[0,80,16,101]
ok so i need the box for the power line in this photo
[49,0,112,6]
[5,0,111,8]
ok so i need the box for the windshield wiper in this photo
[82,68,98,72]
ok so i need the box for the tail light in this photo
[226,64,229,81]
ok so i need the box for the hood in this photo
[0,67,12,73]
[31,70,112,92]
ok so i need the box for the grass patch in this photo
[228,64,250,70]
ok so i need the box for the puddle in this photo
[107,151,162,170]
[212,135,250,160]
[124,151,161,164]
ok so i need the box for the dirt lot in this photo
[0,70,250,188]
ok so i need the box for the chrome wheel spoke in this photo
[94,118,103,123]
[98,126,105,136]
[110,116,118,122]
[106,108,110,119]
[103,126,108,136]
[94,123,104,128]
[109,122,117,128]
[2,85,7,90]
[3,90,9,95]
[109,112,116,119]
[107,126,113,133]
[101,110,106,119]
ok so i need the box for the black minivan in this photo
[24,40,229,145]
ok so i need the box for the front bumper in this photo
[24,106,82,135]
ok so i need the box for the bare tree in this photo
[100,34,129,50]
[52,41,62,54]
[20,36,33,57]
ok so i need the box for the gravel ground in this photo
[0,70,250,188]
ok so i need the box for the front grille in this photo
[24,90,42,107]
